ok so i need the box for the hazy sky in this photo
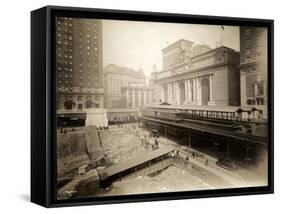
[102,20,240,77]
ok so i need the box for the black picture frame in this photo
[31,5,274,208]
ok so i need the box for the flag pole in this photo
[220,27,222,46]
[220,25,224,47]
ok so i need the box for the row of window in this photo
[57,64,99,71]
[58,80,72,84]
[57,72,98,78]
[58,80,99,86]
[58,76,98,82]
[57,46,98,55]
[57,86,99,92]
[58,74,73,78]
[57,34,73,40]
[57,27,73,34]
[246,98,265,105]
[57,60,72,65]
[56,22,73,28]
[57,40,73,46]
[57,47,73,53]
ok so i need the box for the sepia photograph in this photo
[55,17,269,200]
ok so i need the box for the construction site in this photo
[56,110,268,199]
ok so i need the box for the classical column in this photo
[174,82,177,103]
[161,85,165,102]
[193,78,196,102]
[254,82,258,97]
[209,74,213,101]
[187,79,192,103]
[132,89,135,108]
[171,83,174,103]
[173,82,176,104]
[176,82,180,105]
[144,90,147,104]
[196,78,201,105]
[166,84,169,102]
[184,80,188,103]
[170,83,172,103]
[138,90,141,107]
[168,83,172,103]
[126,89,129,108]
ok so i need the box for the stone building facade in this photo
[103,64,147,108]
[162,39,194,70]
[192,44,212,57]
[56,17,104,110]
[152,40,240,106]
[120,85,154,109]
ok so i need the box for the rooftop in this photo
[144,104,263,113]
[162,39,194,53]
[104,64,146,78]
[98,147,174,180]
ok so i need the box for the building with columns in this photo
[104,64,147,108]
[120,85,153,109]
[151,40,240,106]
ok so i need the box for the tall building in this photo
[240,27,268,117]
[56,17,104,110]
[162,39,194,70]
[103,64,148,108]
[152,39,240,106]
[192,44,212,57]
